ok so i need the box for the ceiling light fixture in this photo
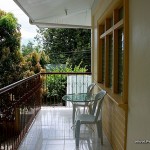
[65,9,68,15]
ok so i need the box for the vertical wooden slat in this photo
[105,18,111,31]
[105,19,111,87]
[105,35,109,87]
[118,28,124,94]
[113,9,119,93]
[113,29,119,93]
[123,1,129,150]
[122,0,129,104]
[108,34,113,88]
[114,9,119,25]
[98,25,104,83]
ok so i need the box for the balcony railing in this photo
[0,72,91,150]
[0,73,42,150]
[41,72,92,106]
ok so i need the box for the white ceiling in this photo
[14,0,94,29]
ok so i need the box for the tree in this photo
[44,62,87,105]
[0,10,50,88]
[21,41,41,56]
[21,41,34,56]
[0,10,24,88]
[21,41,50,77]
[21,50,49,78]
[35,28,91,71]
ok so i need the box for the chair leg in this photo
[96,120,103,145]
[88,104,92,114]
[75,120,81,147]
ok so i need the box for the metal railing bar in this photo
[0,73,40,94]
[40,72,91,75]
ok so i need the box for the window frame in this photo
[97,0,129,104]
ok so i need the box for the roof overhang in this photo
[13,0,94,29]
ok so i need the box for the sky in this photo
[0,0,38,45]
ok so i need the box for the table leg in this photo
[72,104,76,124]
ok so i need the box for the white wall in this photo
[127,0,150,149]
[66,75,91,107]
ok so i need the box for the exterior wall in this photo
[91,0,113,81]
[91,0,127,150]
[102,95,127,150]
[92,0,150,150]
[127,0,150,150]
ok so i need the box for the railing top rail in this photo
[0,73,40,94]
[0,72,92,94]
[40,72,92,75]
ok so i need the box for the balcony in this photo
[0,72,112,150]
[18,107,112,150]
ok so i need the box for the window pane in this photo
[102,39,105,83]
[118,28,124,94]
[109,34,113,88]
[119,7,123,20]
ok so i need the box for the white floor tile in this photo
[18,107,112,150]
[45,144,64,150]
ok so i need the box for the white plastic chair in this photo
[72,83,96,123]
[75,90,106,147]
[75,82,96,108]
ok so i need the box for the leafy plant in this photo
[45,62,87,105]
[34,28,91,71]
[0,10,23,88]
[22,50,49,77]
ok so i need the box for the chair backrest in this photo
[91,90,106,121]
[86,83,96,98]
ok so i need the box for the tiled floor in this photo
[18,107,112,150]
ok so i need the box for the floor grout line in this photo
[18,107,112,150]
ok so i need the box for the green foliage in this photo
[40,51,50,68]
[21,41,42,56]
[34,28,91,71]
[21,41,34,56]
[0,10,50,88]
[23,50,49,77]
[0,11,21,50]
[0,10,24,88]
[45,62,87,105]
[21,41,49,76]
[47,74,66,97]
